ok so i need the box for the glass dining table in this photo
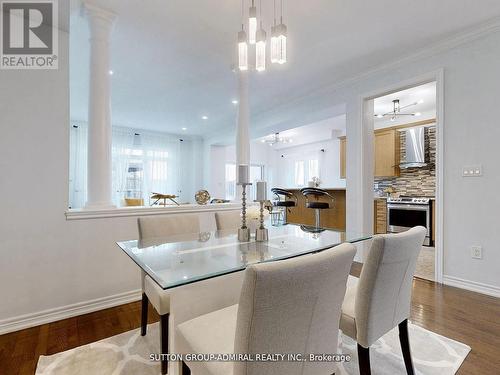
[117,223,372,290]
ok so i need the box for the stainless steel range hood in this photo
[400,127,427,168]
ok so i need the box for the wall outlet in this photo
[462,165,482,177]
[471,246,483,259]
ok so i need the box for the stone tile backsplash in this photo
[374,126,436,197]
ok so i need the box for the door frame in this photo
[358,69,444,283]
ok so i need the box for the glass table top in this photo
[117,224,372,290]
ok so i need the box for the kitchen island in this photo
[280,188,346,230]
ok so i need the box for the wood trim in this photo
[338,118,436,140]
[374,118,436,133]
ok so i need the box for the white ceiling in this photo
[258,115,346,150]
[70,0,500,136]
[374,82,436,128]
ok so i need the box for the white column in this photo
[235,71,250,169]
[85,3,116,208]
[235,71,250,201]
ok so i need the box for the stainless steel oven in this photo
[387,197,431,246]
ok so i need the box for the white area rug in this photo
[36,322,470,375]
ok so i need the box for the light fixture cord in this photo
[273,0,277,25]
[241,0,244,29]
[281,0,284,24]
[260,0,262,27]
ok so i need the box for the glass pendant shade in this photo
[276,23,287,64]
[249,6,257,44]
[255,28,266,72]
[238,30,248,71]
[270,25,278,63]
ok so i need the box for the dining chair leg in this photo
[357,344,371,375]
[160,313,169,375]
[399,319,415,375]
[141,293,148,336]
[181,360,191,375]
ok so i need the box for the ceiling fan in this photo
[375,99,422,122]
[261,132,293,146]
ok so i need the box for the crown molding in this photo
[245,16,500,132]
[82,1,117,23]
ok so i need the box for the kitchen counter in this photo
[279,188,346,230]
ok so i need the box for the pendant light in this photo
[248,0,257,45]
[238,27,248,71]
[256,27,266,71]
[255,0,266,72]
[276,0,287,64]
[270,0,279,63]
[238,0,248,71]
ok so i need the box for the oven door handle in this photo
[387,204,429,211]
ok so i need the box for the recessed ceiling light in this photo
[261,139,266,143]
[232,99,238,105]
[182,127,187,131]
[415,112,422,117]
[376,114,383,118]
[201,115,208,120]
[109,70,114,75]
[418,99,424,104]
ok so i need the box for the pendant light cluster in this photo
[238,0,287,72]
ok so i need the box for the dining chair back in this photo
[138,214,200,239]
[233,243,356,375]
[137,213,201,375]
[354,226,426,348]
[215,210,241,231]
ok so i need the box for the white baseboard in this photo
[0,289,142,335]
[443,275,500,298]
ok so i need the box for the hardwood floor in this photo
[1,266,499,375]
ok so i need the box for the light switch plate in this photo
[471,246,482,259]
[463,165,482,177]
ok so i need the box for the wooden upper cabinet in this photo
[339,136,346,179]
[338,129,400,179]
[374,129,400,177]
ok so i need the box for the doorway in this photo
[360,71,444,283]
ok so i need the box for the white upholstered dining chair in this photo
[340,226,426,375]
[214,210,241,230]
[137,214,200,375]
[177,242,357,375]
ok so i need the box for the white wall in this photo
[2,5,500,332]
[271,139,346,189]
[341,30,500,292]
[208,141,273,200]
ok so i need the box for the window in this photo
[289,158,319,187]
[225,164,237,201]
[308,159,319,181]
[225,163,264,201]
[69,125,181,208]
[294,161,305,186]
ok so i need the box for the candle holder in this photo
[237,182,252,242]
[255,200,269,242]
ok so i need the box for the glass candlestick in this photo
[255,200,268,242]
[237,182,252,242]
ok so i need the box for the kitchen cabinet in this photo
[339,137,346,179]
[285,188,346,230]
[338,129,400,178]
[373,199,387,234]
[374,129,400,177]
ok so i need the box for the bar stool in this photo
[271,188,297,224]
[300,188,335,228]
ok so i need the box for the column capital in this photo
[84,1,116,38]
